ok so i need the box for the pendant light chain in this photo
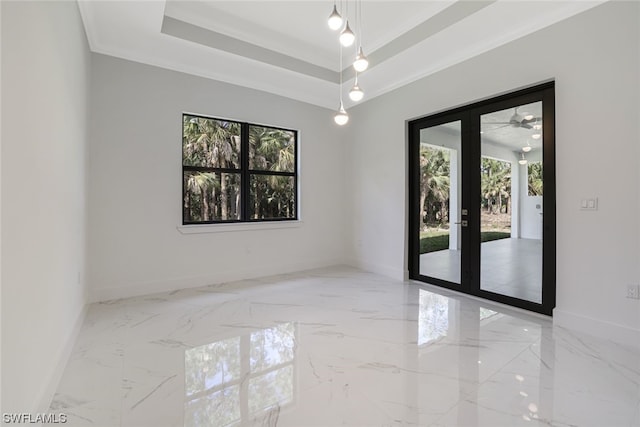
[339,43,343,98]
[358,0,362,50]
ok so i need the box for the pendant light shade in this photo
[353,46,369,72]
[328,4,343,30]
[349,74,364,102]
[519,153,528,165]
[334,102,349,125]
[340,21,355,47]
[349,84,364,102]
[522,145,532,153]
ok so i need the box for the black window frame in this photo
[182,113,298,225]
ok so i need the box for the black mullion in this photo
[183,165,242,174]
[407,121,420,280]
[247,170,296,177]
[542,86,556,314]
[241,122,250,221]
[293,130,299,220]
[463,110,480,294]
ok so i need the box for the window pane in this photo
[249,175,295,220]
[249,126,295,172]
[183,115,241,169]
[184,171,241,222]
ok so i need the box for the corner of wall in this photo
[34,305,88,413]
[345,258,407,282]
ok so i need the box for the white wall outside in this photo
[520,149,543,240]
[1,1,90,413]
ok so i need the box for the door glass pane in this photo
[480,102,543,303]
[418,121,462,284]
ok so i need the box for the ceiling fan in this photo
[483,108,541,130]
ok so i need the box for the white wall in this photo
[346,2,640,343]
[1,1,90,413]
[0,0,4,411]
[519,149,543,240]
[88,54,346,301]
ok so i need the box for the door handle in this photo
[454,220,468,227]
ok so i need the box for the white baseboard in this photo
[345,258,407,282]
[553,308,640,349]
[90,258,346,302]
[34,303,88,413]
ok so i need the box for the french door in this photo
[408,83,555,315]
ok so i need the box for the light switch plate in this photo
[580,198,598,211]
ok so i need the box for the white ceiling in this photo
[78,0,607,110]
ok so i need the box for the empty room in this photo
[1,0,639,426]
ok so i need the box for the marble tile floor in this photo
[50,266,640,426]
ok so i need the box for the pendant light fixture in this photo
[334,102,349,125]
[349,73,364,102]
[353,47,369,72]
[519,153,528,165]
[340,21,355,47]
[352,0,369,72]
[328,2,343,30]
[334,45,349,126]
[339,0,355,47]
[328,0,370,124]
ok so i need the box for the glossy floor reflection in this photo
[50,267,640,426]
[420,238,542,303]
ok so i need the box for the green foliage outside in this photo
[419,147,514,253]
[480,157,511,214]
[419,231,511,254]
[528,162,543,196]
[183,116,295,222]
[419,146,450,227]
[420,147,515,230]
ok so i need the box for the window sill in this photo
[177,220,303,234]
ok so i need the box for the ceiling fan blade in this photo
[521,123,533,129]
[521,117,542,124]
[483,124,511,131]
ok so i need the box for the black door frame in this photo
[408,82,556,315]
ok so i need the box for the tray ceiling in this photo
[78,1,606,110]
